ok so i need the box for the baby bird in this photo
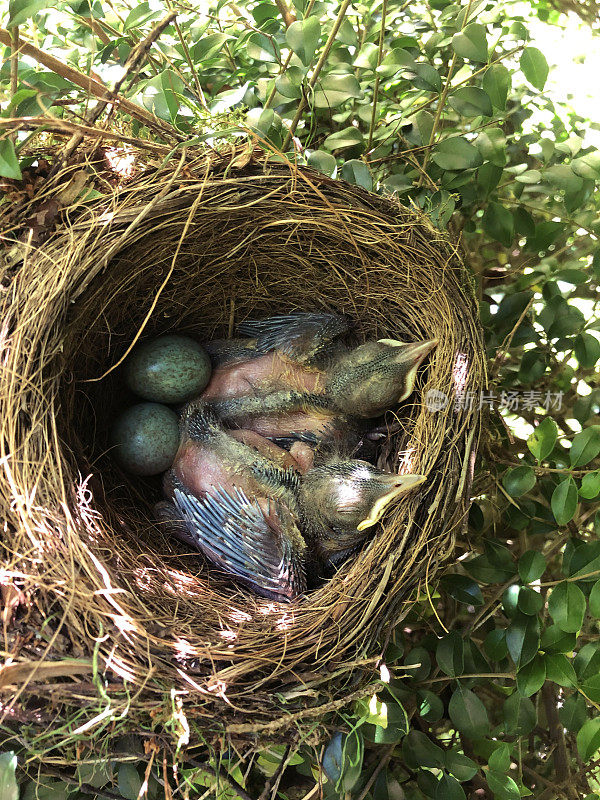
[205,337,438,445]
[159,404,426,601]
[202,312,349,401]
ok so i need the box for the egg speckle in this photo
[125,334,211,404]
[112,403,180,475]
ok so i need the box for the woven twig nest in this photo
[0,146,485,752]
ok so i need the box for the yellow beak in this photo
[357,474,427,531]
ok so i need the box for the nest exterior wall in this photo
[0,148,486,748]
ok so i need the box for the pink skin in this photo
[201,353,325,401]
[167,429,305,502]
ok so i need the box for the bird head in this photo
[302,460,426,532]
[326,338,438,417]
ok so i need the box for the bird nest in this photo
[0,144,486,757]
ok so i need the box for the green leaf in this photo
[403,647,431,681]
[487,770,520,800]
[452,23,488,62]
[545,653,577,687]
[247,33,280,62]
[548,581,586,632]
[503,692,536,736]
[484,629,508,661]
[519,551,546,583]
[307,150,336,176]
[417,690,444,722]
[545,164,583,193]
[0,753,18,800]
[448,86,492,117]
[448,687,490,738]
[489,744,510,773]
[352,42,380,69]
[440,574,484,605]
[517,586,543,615]
[580,674,600,704]
[376,48,414,78]
[434,775,466,800]
[286,17,321,66]
[503,465,535,497]
[559,695,588,732]
[589,580,600,617]
[540,624,577,654]
[580,472,600,500]
[506,613,540,668]
[482,63,511,109]
[118,764,142,800]
[476,127,506,166]
[0,140,22,181]
[405,62,442,92]
[190,33,229,62]
[323,127,364,151]
[341,160,372,190]
[436,632,465,677]
[431,137,483,171]
[123,2,161,29]
[516,653,545,696]
[571,151,600,180]
[143,70,185,122]
[444,751,478,782]
[8,0,52,26]
[520,47,549,90]
[402,730,445,769]
[527,418,558,461]
[483,201,514,247]
[578,719,600,761]
[573,641,600,681]
[570,426,600,467]
[575,334,600,370]
[516,169,542,184]
[551,477,578,526]
[313,73,363,108]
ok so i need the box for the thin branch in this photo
[0,27,178,141]
[274,0,296,26]
[186,759,256,800]
[354,743,395,800]
[282,0,353,150]
[366,0,387,152]
[258,745,291,800]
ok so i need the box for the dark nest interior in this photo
[0,146,486,754]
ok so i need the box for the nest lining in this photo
[0,147,486,746]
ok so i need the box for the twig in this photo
[354,743,395,800]
[0,116,168,151]
[419,0,475,182]
[264,0,316,111]
[186,758,256,800]
[169,10,209,110]
[9,26,19,144]
[0,27,177,140]
[541,682,576,798]
[258,744,291,800]
[282,0,353,150]
[41,768,124,800]
[50,11,177,167]
[366,0,387,152]
[274,0,296,26]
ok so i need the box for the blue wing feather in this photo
[237,312,349,359]
[173,485,306,601]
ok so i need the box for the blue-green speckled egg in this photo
[125,335,211,404]
[111,403,180,476]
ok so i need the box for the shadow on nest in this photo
[0,145,486,755]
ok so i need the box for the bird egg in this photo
[111,402,180,476]
[125,334,211,404]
